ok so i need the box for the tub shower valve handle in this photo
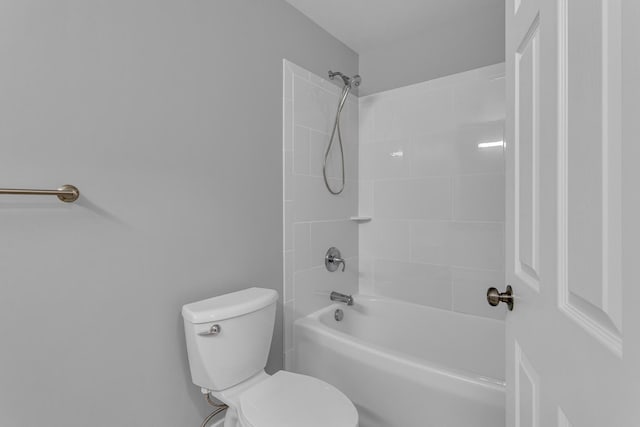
[325,247,346,272]
[487,285,514,311]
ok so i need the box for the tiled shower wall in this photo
[283,60,359,367]
[358,64,507,320]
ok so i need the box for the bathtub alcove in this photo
[283,61,506,427]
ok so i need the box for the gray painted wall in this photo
[0,1,356,426]
[358,5,504,95]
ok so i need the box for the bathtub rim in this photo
[294,294,506,391]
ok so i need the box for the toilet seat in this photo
[237,371,358,427]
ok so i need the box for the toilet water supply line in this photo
[200,394,228,427]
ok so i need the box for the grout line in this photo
[366,218,504,224]
[367,257,504,273]
[450,175,454,221]
[292,218,362,225]
[367,173,505,183]
[450,264,455,311]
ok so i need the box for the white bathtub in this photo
[293,294,505,427]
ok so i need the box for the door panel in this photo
[515,17,540,290]
[559,0,622,352]
[514,342,539,427]
[505,0,639,425]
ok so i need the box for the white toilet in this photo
[182,287,358,427]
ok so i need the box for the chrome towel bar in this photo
[0,184,80,203]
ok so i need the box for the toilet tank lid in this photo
[182,287,278,324]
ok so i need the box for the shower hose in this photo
[323,84,351,195]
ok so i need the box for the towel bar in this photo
[0,184,80,203]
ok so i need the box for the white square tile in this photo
[374,177,451,220]
[308,129,358,181]
[293,125,310,175]
[410,131,456,177]
[454,121,505,175]
[322,139,344,180]
[398,87,455,137]
[358,97,376,144]
[358,256,375,295]
[310,220,358,269]
[284,300,295,351]
[286,60,310,80]
[358,143,376,181]
[358,180,374,216]
[294,222,311,271]
[453,174,505,221]
[374,259,452,309]
[283,99,293,151]
[358,221,375,259]
[454,77,505,125]
[284,250,294,302]
[284,150,293,201]
[372,97,399,142]
[283,61,293,101]
[308,129,329,178]
[293,76,335,134]
[294,175,356,221]
[284,201,293,251]
[452,268,506,320]
[411,220,451,265]
[450,222,504,270]
[361,219,411,261]
[344,98,359,148]
[345,142,359,182]
[372,139,412,180]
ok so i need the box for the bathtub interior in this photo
[294,295,506,427]
[316,295,505,383]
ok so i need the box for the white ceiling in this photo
[285,0,504,53]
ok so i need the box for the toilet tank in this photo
[182,287,278,392]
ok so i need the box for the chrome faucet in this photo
[330,291,354,306]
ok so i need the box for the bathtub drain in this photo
[334,309,344,321]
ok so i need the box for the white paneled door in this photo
[505,0,640,426]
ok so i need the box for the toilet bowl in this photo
[221,370,357,427]
[181,287,358,427]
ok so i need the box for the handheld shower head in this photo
[328,71,361,88]
[323,69,363,196]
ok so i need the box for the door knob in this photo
[487,285,514,311]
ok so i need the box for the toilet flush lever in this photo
[199,324,221,336]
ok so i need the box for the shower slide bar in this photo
[0,184,80,203]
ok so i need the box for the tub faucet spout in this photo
[330,291,354,306]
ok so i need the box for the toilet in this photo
[182,287,358,427]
